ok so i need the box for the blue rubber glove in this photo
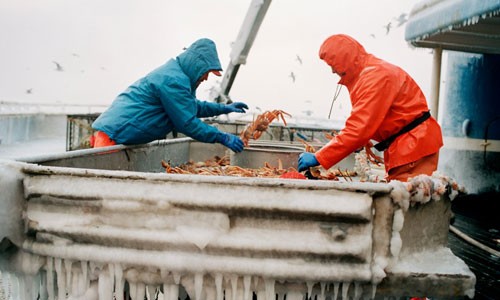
[223,102,248,114]
[216,133,244,153]
[298,152,320,172]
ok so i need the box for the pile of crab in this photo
[161,156,355,180]
[161,109,384,181]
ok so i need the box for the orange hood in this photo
[319,34,369,86]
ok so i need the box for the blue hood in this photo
[92,38,228,145]
[177,38,223,89]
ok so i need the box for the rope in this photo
[449,225,500,257]
[328,84,342,119]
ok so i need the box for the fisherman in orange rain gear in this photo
[298,34,443,182]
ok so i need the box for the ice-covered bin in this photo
[0,138,475,299]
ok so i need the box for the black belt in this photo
[374,111,431,151]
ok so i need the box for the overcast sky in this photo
[0,0,433,120]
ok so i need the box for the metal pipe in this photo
[430,48,442,120]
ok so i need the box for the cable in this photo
[328,84,342,119]
[449,225,500,257]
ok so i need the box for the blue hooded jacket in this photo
[92,38,227,145]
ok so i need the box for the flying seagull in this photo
[394,13,408,27]
[289,72,296,83]
[384,22,392,35]
[52,61,64,72]
[26,88,33,94]
[295,55,302,65]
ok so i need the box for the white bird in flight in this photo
[52,61,64,72]
[295,55,302,65]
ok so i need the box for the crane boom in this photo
[215,0,272,103]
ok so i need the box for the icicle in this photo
[9,273,19,300]
[65,259,73,295]
[130,282,137,300]
[55,258,66,300]
[24,274,36,300]
[17,274,26,300]
[164,284,179,300]
[195,273,204,300]
[353,282,362,300]
[332,282,339,300]
[108,264,115,291]
[39,271,48,300]
[251,276,260,291]
[89,261,98,279]
[70,268,84,298]
[215,273,223,300]
[161,268,168,300]
[264,278,275,300]
[230,274,238,300]
[136,282,146,300]
[98,266,113,300]
[81,261,88,290]
[147,285,157,300]
[370,284,377,300]
[115,264,124,300]
[341,282,350,300]
[34,273,42,300]
[243,275,251,300]
[278,292,285,300]
[319,282,326,300]
[306,281,314,300]
[46,257,55,300]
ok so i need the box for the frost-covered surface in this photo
[405,0,500,42]
[390,247,473,275]
[0,160,25,247]
[0,143,474,299]
[389,171,466,211]
[388,247,476,299]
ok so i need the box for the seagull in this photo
[384,22,392,35]
[394,13,408,27]
[370,33,376,39]
[289,72,296,83]
[72,53,80,57]
[52,61,64,71]
[26,88,33,94]
[295,55,302,65]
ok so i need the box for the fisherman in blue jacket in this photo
[91,38,248,152]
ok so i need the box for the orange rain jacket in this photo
[315,34,443,172]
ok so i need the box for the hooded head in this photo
[176,38,223,89]
[318,34,368,85]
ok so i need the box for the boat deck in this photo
[449,195,500,300]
